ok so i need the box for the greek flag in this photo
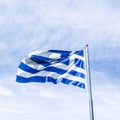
[16,50,86,89]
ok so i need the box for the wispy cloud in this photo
[0,0,120,120]
[0,86,12,96]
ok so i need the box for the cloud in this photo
[0,108,23,114]
[0,41,7,51]
[93,84,120,120]
[0,0,120,58]
[0,0,120,120]
[0,86,12,96]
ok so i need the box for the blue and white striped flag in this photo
[16,50,86,89]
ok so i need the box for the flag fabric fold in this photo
[16,50,86,89]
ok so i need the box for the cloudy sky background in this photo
[0,0,120,120]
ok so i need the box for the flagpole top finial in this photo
[84,44,88,49]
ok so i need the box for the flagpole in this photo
[84,45,94,120]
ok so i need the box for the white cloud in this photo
[0,86,12,96]
[0,108,23,114]
[93,84,120,120]
[87,70,120,120]
[0,41,7,51]
[0,0,120,120]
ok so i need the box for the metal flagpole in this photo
[84,45,94,120]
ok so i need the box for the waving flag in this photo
[16,50,86,89]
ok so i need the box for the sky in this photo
[0,0,120,120]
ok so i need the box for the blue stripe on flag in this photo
[19,62,39,74]
[19,62,67,75]
[68,70,85,78]
[72,81,85,88]
[44,66,67,74]
[16,75,85,88]
[60,52,71,58]
[71,81,80,86]
[48,50,71,55]
[60,57,69,65]
[61,78,85,88]
[31,55,70,66]
[74,58,84,68]
[48,50,71,59]
[77,83,85,88]
[30,55,52,63]
[16,76,57,84]
[75,50,84,56]
[61,78,72,84]
[30,56,52,67]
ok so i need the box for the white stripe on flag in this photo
[17,68,60,79]
[28,51,61,59]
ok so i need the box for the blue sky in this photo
[0,0,120,120]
